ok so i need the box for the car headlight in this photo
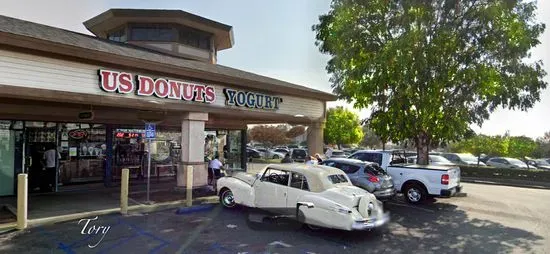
[367,202,375,217]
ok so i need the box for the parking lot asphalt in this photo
[0,182,549,254]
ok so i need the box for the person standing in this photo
[42,143,60,192]
[306,156,318,165]
[315,153,323,164]
[281,153,293,163]
[208,155,225,189]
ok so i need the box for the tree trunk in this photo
[416,132,430,165]
[382,142,386,151]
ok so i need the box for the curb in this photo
[23,195,219,228]
[461,178,550,190]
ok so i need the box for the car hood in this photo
[321,185,376,208]
[225,171,257,186]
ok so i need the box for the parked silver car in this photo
[321,158,395,201]
[486,157,534,169]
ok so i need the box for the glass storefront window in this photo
[0,121,15,196]
[204,129,244,170]
[58,123,106,183]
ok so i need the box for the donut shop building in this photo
[0,9,336,197]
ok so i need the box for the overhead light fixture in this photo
[294,114,305,118]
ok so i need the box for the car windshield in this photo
[458,153,478,161]
[293,150,306,156]
[365,164,386,175]
[332,151,344,155]
[327,174,348,184]
[507,158,527,166]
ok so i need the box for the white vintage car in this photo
[217,164,390,231]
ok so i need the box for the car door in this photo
[254,168,289,211]
[286,172,310,209]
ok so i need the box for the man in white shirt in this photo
[42,144,60,192]
[208,155,225,187]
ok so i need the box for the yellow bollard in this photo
[121,168,129,215]
[16,174,28,230]
[186,166,193,207]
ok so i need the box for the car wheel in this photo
[404,183,427,204]
[220,188,236,208]
[272,155,280,159]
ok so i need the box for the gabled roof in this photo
[0,14,337,102]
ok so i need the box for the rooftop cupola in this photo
[83,9,234,64]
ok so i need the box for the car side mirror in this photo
[297,202,314,209]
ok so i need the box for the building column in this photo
[307,121,324,157]
[177,112,208,188]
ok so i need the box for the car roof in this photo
[324,158,373,166]
[264,163,352,192]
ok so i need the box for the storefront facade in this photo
[0,9,336,196]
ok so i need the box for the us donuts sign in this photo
[98,69,216,103]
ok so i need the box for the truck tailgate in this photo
[447,167,461,187]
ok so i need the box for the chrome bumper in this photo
[351,212,390,230]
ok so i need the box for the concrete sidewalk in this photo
[0,179,218,231]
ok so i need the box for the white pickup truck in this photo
[349,150,462,204]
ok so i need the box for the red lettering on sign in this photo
[137,75,154,96]
[118,72,134,94]
[99,69,218,103]
[168,80,182,100]
[154,78,170,98]
[182,83,195,101]
[68,129,88,140]
[204,86,216,103]
[99,70,117,92]
[194,85,206,102]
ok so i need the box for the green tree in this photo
[324,107,364,148]
[507,136,537,159]
[313,0,546,164]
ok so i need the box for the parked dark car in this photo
[291,148,308,162]
[321,158,395,201]
[526,159,550,170]
[247,148,261,161]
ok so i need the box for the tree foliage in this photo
[361,126,383,148]
[286,125,306,139]
[249,125,290,147]
[532,131,550,158]
[313,0,546,164]
[450,133,537,159]
[324,106,364,146]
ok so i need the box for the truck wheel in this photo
[404,183,427,204]
[219,188,236,208]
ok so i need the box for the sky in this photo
[1,0,549,139]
